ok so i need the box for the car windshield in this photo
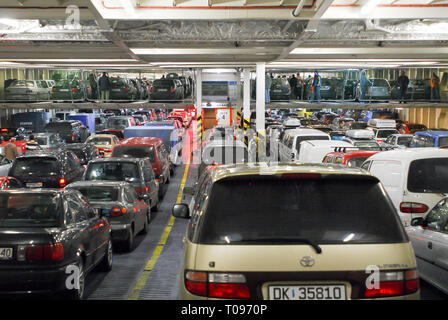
[87,137,112,145]
[372,79,389,87]
[71,186,119,202]
[347,157,369,168]
[196,177,406,245]
[397,136,413,146]
[0,194,60,228]
[354,141,380,150]
[55,80,79,87]
[377,130,398,138]
[85,162,140,183]
[112,146,155,162]
[11,80,34,87]
[408,158,448,193]
[11,157,60,177]
[110,79,126,87]
[153,80,174,86]
[296,136,330,153]
[438,137,448,147]
[106,118,129,128]
[35,137,48,145]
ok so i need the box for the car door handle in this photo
[427,241,433,250]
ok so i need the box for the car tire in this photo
[142,211,150,234]
[65,257,86,300]
[98,239,113,272]
[124,226,134,252]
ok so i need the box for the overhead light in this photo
[120,0,136,16]
[360,0,378,15]
[0,19,19,28]
[203,69,237,73]
[1,59,140,62]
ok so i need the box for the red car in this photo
[323,150,381,168]
[0,176,23,189]
[111,137,172,197]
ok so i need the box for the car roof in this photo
[88,157,142,164]
[415,130,448,137]
[117,137,162,146]
[17,150,63,158]
[204,140,247,148]
[67,180,130,188]
[368,147,448,161]
[87,134,115,139]
[208,163,373,183]
[327,150,380,158]
[286,128,330,137]
[301,140,353,147]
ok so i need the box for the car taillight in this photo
[71,133,75,142]
[185,271,250,299]
[400,202,429,214]
[72,88,78,93]
[89,88,92,92]
[171,87,176,93]
[59,178,66,188]
[22,243,64,262]
[149,87,153,93]
[125,86,130,92]
[364,269,419,298]
[51,87,56,92]
[111,206,127,217]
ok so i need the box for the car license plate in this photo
[26,182,43,188]
[269,285,346,300]
[112,89,121,92]
[158,89,168,92]
[273,89,281,92]
[0,248,13,260]
[60,89,69,92]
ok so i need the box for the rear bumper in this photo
[110,223,131,241]
[0,264,70,295]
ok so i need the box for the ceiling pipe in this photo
[292,0,306,17]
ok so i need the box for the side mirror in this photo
[172,203,190,219]
[141,194,150,201]
[182,186,195,195]
[411,217,425,227]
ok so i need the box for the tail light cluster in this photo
[400,202,429,214]
[185,271,251,299]
[171,87,176,93]
[111,206,127,217]
[17,243,64,262]
[364,269,419,298]
[72,88,78,93]
[51,87,56,92]
[59,178,66,188]
[71,133,75,142]
[149,87,153,93]
[125,86,130,92]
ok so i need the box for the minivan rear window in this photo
[72,186,119,202]
[196,176,407,245]
[408,158,448,193]
[11,157,60,177]
[85,162,141,183]
[112,146,155,162]
[296,136,329,153]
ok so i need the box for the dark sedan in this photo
[270,78,291,101]
[66,181,150,252]
[9,150,84,189]
[0,189,112,299]
[62,143,101,166]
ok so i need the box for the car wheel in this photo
[98,239,113,272]
[65,257,85,300]
[142,211,150,234]
[124,226,134,252]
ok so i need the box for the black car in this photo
[0,189,112,299]
[150,79,184,101]
[83,157,160,211]
[62,143,100,166]
[66,181,150,252]
[9,150,85,189]
[44,120,90,143]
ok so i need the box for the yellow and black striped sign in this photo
[196,114,203,141]
[237,110,242,127]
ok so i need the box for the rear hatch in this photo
[5,81,35,96]
[111,145,158,173]
[44,123,74,142]
[153,80,175,94]
[188,174,416,300]
[9,156,62,188]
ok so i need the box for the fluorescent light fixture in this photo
[360,0,378,15]
[203,69,237,73]
[2,59,139,62]
[0,19,19,28]
[120,0,136,16]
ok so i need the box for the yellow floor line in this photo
[127,160,190,300]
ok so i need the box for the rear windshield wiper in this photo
[235,237,322,254]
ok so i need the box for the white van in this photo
[279,128,330,162]
[361,148,448,226]
[367,119,399,143]
[298,140,355,164]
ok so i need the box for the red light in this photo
[364,281,404,298]
[1,129,8,133]
[186,281,207,296]
[71,133,75,142]
[150,87,153,93]
[405,279,419,294]
[125,86,130,92]
[59,178,66,188]
[51,87,56,92]
[171,87,176,93]
[209,283,251,299]
[72,88,78,93]
[400,202,429,214]
[111,207,126,217]
[26,243,64,261]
